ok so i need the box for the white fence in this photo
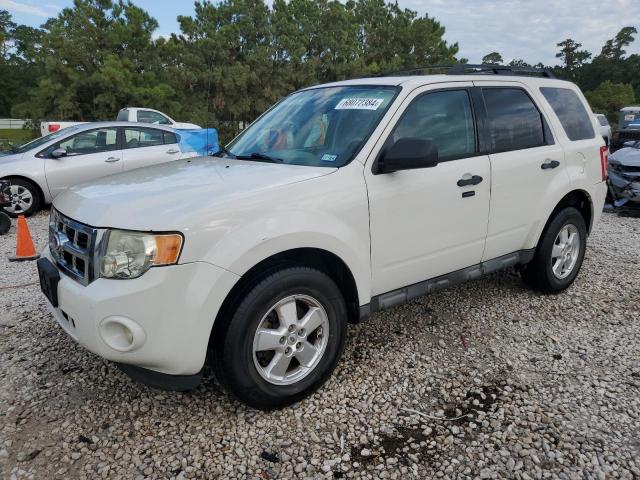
[0,118,28,129]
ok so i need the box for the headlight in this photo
[99,230,183,279]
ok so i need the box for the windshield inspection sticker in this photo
[335,98,384,110]
[321,153,338,162]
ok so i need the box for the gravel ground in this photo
[0,209,639,480]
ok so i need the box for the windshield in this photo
[10,127,81,154]
[225,86,398,167]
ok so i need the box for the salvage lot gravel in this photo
[1,210,639,480]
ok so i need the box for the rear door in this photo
[42,127,122,198]
[121,127,181,171]
[473,81,568,261]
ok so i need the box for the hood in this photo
[54,156,336,230]
[610,147,640,168]
[0,152,24,163]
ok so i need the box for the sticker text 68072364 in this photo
[335,98,384,110]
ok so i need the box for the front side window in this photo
[226,86,398,167]
[391,89,476,161]
[54,128,117,156]
[137,110,171,125]
[483,88,546,152]
[124,128,165,149]
[540,87,595,141]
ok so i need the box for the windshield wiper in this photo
[236,152,284,163]
[211,146,237,158]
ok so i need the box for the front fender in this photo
[178,164,372,305]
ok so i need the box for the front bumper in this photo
[42,247,239,380]
[608,170,640,206]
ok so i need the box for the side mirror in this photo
[377,138,438,174]
[50,148,67,159]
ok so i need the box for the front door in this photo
[366,84,491,296]
[44,127,122,198]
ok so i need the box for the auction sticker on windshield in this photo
[335,98,384,110]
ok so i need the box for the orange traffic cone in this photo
[9,215,40,262]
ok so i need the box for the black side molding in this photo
[358,249,535,321]
[116,363,202,392]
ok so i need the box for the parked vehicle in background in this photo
[40,108,201,137]
[610,121,640,153]
[116,108,201,129]
[40,121,86,137]
[618,106,640,129]
[608,139,640,209]
[1,122,189,216]
[38,66,607,409]
[594,113,611,146]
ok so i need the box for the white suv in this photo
[37,67,608,409]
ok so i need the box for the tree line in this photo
[0,0,638,142]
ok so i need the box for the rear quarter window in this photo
[540,87,595,141]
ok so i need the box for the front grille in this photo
[49,209,98,285]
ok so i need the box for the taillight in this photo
[48,124,61,133]
[599,146,608,181]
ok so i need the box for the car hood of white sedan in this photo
[0,152,24,163]
[54,156,337,231]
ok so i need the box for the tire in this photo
[0,212,10,235]
[213,267,347,410]
[2,178,41,217]
[521,207,587,293]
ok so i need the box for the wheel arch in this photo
[533,189,593,251]
[213,248,361,332]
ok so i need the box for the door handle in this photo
[104,157,120,163]
[541,159,560,170]
[457,175,483,187]
[166,149,180,154]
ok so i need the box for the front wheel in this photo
[213,267,347,410]
[2,178,41,217]
[521,207,587,293]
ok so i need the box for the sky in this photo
[2,0,639,66]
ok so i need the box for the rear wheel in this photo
[2,179,41,217]
[213,267,347,410]
[521,207,587,293]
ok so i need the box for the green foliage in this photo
[584,82,636,126]
[0,5,638,142]
[0,128,38,152]
[482,52,503,65]
[1,1,461,141]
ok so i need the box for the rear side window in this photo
[124,128,165,149]
[540,87,595,141]
[116,110,129,121]
[597,115,609,127]
[482,88,546,153]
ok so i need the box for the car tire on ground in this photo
[521,207,587,293]
[2,178,41,217]
[213,267,347,410]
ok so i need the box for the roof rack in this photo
[378,64,555,79]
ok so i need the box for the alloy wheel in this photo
[252,294,329,386]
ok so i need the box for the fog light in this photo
[99,317,146,352]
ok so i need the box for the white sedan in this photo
[0,122,196,216]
